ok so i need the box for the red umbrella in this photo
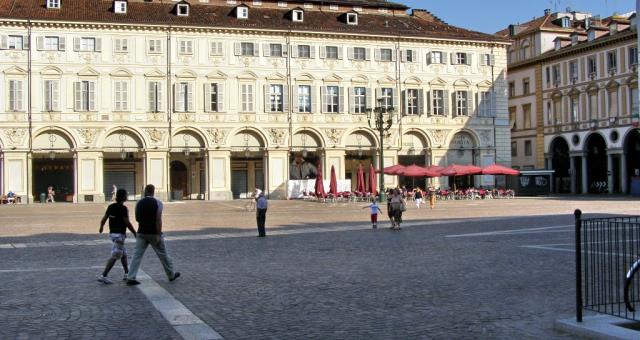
[426,165,444,174]
[314,161,326,198]
[377,164,406,175]
[482,164,520,176]
[356,163,366,193]
[368,164,377,196]
[440,164,483,176]
[329,165,338,196]
[397,164,440,177]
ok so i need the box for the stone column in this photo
[207,149,232,200]
[266,149,289,199]
[570,156,577,194]
[3,151,29,203]
[607,152,614,194]
[383,149,399,190]
[76,151,105,203]
[581,155,588,194]
[145,151,169,201]
[621,154,628,194]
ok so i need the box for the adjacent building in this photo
[0,0,510,202]
[499,9,638,193]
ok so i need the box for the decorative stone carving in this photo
[144,128,166,143]
[75,128,100,144]
[206,128,228,145]
[267,128,286,145]
[427,129,449,146]
[324,128,344,145]
[148,112,163,122]
[3,128,27,146]
[479,130,493,145]
[177,113,195,122]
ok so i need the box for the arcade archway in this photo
[549,137,570,193]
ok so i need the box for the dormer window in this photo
[587,30,595,41]
[114,1,127,14]
[177,3,190,17]
[561,17,570,28]
[609,22,618,35]
[237,6,248,19]
[554,40,561,51]
[292,9,303,22]
[571,35,578,46]
[346,12,358,25]
[47,0,60,9]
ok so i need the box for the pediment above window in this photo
[295,73,315,82]
[376,75,395,85]
[237,71,258,79]
[476,80,492,89]
[77,66,100,77]
[350,74,369,83]
[206,70,228,79]
[175,69,197,79]
[145,69,166,78]
[266,72,286,81]
[323,73,343,82]
[40,66,63,76]
[3,66,27,75]
[429,77,447,86]
[403,76,421,85]
[110,68,133,77]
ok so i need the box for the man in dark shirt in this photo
[126,184,180,286]
[256,192,268,237]
[98,189,137,284]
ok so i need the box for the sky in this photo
[402,0,635,34]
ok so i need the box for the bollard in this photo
[575,209,583,323]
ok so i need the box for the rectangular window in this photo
[569,60,578,81]
[552,65,560,85]
[553,100,561,124]
[325,46,338,60]
[114,81,129,111]
[631,87,639,117]
[608,90,618,117]
[570,97,578,122]
[269,84,284,112]
[179,40,193,55]
[44,36,59,51]
[430,51,443,64]
[545,67,551,87]
[508,82,515,98]
[432,90,444,115]
[523,105,531,129]
[511,141,517,157]
[524,140,532,156]
[241,42,255,56]
[354,87,366,114]
[297,45,311,58]
[270,43,283,57]
[479,91,491,116]
[607,50,617,73]
[380,48,393,62]
[175,82,194,113]
[43,80,59,112]
[80,37,96,52]
[481,53,492,66]
[74,80,96,112]
[114,38,128,53]
[207,83,218,112]
[455,91,468,116]
[589,93,598,120]
[405,49,415,62]
[522,78,530,95]
[148,81,163,112]
[8,80,23,111]
[298,85,311,113]
[241,84,254,112]
[353,47,366,61]
[8,35,23,50]
[47,0,60,8]
[148,39,162,54]
[325,86,339,113]
[406,89,419,115]
[630,46,638,67]
[209,41,224,56]
[455,52,467,65]
[588,55,597,76]
[380,88,393,110]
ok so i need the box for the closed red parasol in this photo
[329,165,338,196]
[369,164,377,196]
[482,164,520,176]
[314,161,326,198]
[356,163,366,193]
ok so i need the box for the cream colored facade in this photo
[0,1,510,202]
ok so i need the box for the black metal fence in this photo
[575,209,640,322]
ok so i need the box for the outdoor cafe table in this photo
[287,179,352,199]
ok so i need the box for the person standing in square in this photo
[256,192,268,237]
[363,201,382,229]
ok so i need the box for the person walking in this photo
[46,186,55,203]
[414,187,423,209]
[256,192,268,237]
[111,184,118,202]
[126,184,180,286]
[389,189,405,230]
[97,188,137,284]
[362,200,382,229]
[428,185,437,209]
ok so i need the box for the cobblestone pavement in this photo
[0,196,638,339]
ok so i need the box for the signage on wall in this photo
[450,133,474,149]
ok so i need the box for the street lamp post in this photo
[367,98,395,202]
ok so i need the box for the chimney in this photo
[544,8,551,16]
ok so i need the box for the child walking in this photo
[363,201,382,229]
[98,189,137,284]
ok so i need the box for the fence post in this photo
[575,209,583,322]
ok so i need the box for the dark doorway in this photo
[586,133,608,193]
[33,158,75,202]
[170,161,188,200]
[550,137,570,193]
[625,129,640,193]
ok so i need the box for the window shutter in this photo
[451,53,457,65]
[400,50,407,63]
[123,82,129,111]
[262,43,271,57]
[233,42,241,56]
[338,86,345,113]
[264,84,270,113]
[475,92,479,115]
[365,88,372,110]
[425,90,430,115]
[58,37,66,51]
[253,43,259,57]
[122,39,128,52]
[466,91,473,116]
[337,46,343,59]
[319,46,326,59]
[186,82,194,112]
[391,49,397,62]
[489,54,495,66]
[320,86,326,113]
[217,83,224,112]
[148,83,155,112]
[426,52,432,65]
[348,87,355,113]
[73,38,80,51]
[175,84,183,112]
[114,81,121,110]
[283,85,289,112]
[22,35,29,50]
[290,45,298,58]
[347,47,354,60]
[310,85,317,113]
[203,83,211,112]
[451,91,457,116]
[466,53,472,66]
[392,88,398,111]
[52,81,60,111]
[374,48,381,61]
[88,81,96,111]
[417,90,424,115]
[95,38,102,52]
[375,88,381,105]
[74,82,82,111]
[402,90,408,115]
[216,42,223,56]
[36,37,44,50]
[15,81,23,110]
[443,90,449,116]
[365,48,371,61]
[412,50,418,63]
[479,53,486,66]
[309,45,315,59]
[0,35,7,49]
[115,39,122,53]
[442,52,448,64]
[292,86,299,113]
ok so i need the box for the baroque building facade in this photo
[500,9,638,194]
[0,0,509,202]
